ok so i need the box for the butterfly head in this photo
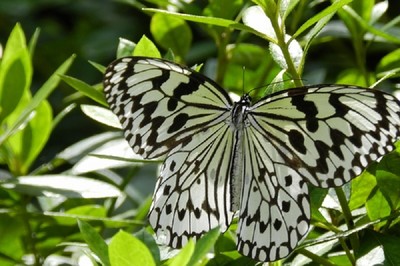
[239,94,252,106]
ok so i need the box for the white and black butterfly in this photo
[103,56,400,262]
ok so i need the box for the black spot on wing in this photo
[285,175,293,186]
[288,129,306,154]
[168,113,189,133]
[282,200,291,212]
[290,94,318,132]
[163,185,171,195]
[273,219,282,230]
[173,77,200,97]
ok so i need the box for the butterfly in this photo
[103,56,400,262]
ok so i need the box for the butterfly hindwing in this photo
[237,124,310,261]
[148,121,235,247]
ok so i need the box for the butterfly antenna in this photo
[242,66,246,95]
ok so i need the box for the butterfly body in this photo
[103,56,400,262]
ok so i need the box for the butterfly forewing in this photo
[248,85,400,188]
[103,57,233,159]
[103,56,400,262]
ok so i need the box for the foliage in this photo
[0,0,400,265]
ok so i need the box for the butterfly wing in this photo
[148,121,236,247]
[237,124,310,261]
[248,85,400,188]
[103,57,233,159]
[104,56,236,247]
[236,85,400,261]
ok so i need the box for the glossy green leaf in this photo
[81,104,121,129]
[351,0,374,21]
[78,219,110,266]
[269,35,303,70]
[293,0,353,38]
[55,205,107,226]
[6,100,52,175]
[188,227,220,266]
[335,68,375,86]
[366,189,391,227]
[349,170,377,210]
[203,0,242,20]
[0,24,32,123]
[134,229,160,265]
[144,8,270,40]
[133,35,161,58]
[61,75,107,106]
[377,48,400,77]
[0,214,25,266]
[109,231,155,266]
[151,13,192,61]
[340,5,400,44]
[356,230,400,265]
[168,239,195,266]
[0,54,75,147]
[1,175,122,198]
[242,5,277,41]
[376,152,400,209]
[117,38,136,58]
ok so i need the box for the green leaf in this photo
[376,152,400,209]
[133,35,161,58]
[89,60,106,74]
[188,227,220,266]
[28,27,40,58]
[168,239,195,266]
[0,23,32,123]
[78,219,110,266]
[151,13,192,61]
[356,230,400,265]
[282,0,301,20]
[55,205,107,226]
[309,187,329,224]
[1,175,122,198]
[351,0,374,22]
[203,0,242,20]
[376,48,400,77]
[144,8,271,41]
[242,5,277,41]
[340,5,400,44]
[335,68,375,86]
[0,54,75,147]
[6,100,52,175]
[366,189,391,227]
[269,35,303,70]
[61,75,107,106]
[349,170,377,210]
[81,104,121,129]
[293,0,353,38]
[55,132,124,164]
[134,229,160,265]
[117,38,136,58]
[109,231,155,266]
[0,214,25,265]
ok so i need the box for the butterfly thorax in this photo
[230,94,251,131]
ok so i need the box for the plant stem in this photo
[335,187,357,265]
[297,248,336,266]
